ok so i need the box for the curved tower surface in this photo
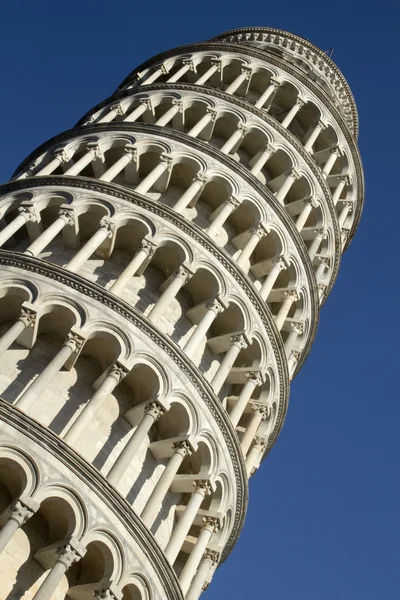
[0,26,363,600]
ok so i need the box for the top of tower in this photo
[211,27,359,138]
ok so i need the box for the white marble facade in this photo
[0,27,363,600]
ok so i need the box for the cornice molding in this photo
[113,41,364,247]
[0,399,184,599]
[0,245,252,560]
[9,123,321,363]
[210,27,358,135]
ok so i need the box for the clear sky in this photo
[0,1,398,598]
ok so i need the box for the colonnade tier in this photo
[0,171,319,376]
[0,25,363,600]
[113,43,363,241]
[75,83,360,246]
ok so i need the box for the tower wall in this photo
[0,26,363,600]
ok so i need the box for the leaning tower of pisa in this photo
[0,26,363,600]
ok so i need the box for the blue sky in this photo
[1,1,398,598]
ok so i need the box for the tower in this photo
[0,25,363,600]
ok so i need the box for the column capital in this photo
[172,439,193,457]
[284,289,300,302]
[64,331,85,354]
[240,66,253,79]
[250,222,269,238]
[205,107,218,121]
[210,59,222,71]
[86,142,104,159]
[109,103,125,116]
[160,64,168,75]
[289,167,301,179]
[294,97,306,108]
[139,98,153,111]
[330,146,341,157]
[250,403,269,419]
[317,255,330,266]
[171,99,184,113]
[99,217,116,238]
[19,306,37,328]
[229,333,248,350]
[202,516,220,533]
[307,197,320,209]
[18,205,37,222]
[205,298,225,314]
[123,144,138,162]
[54,149,70,163]
[144,401,165,420]
[109,362,129,383]
[269,78,280,90]
[253,436,267,451]
[271,257,288,271]
[182,58,195,70]
[227,195,242,210]
[193,480,212,496]
[314,228,328,240]
[9,499,36,527]
[56,540,85,569]
[342,201,354,212]
[317,283,327,297]
[203,549,220,565]
[58,207,75,227]
[139,238,156,256]
[237,122,249,134]
[245,371,263,386]
[290,321,304,335]
[174,265,193,284]
[289,349,301,363]
[193,172,208,186]
[159,153,174,170]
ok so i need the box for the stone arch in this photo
[33,484,87,540]
[0,446,39,506]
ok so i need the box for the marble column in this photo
[338,201,353,227]
[173,174,207,213]
[186,550,219,600]
[308,229,327,260]
[281,99,305,128]
[259,258,287,301]
[275,168,300,203]
[65,218,115,273]
[275,290,299,331]
[97,103,124,123]
[24,208,75,256]
[107,402,165,486]
[123,99,152,123]
[17,332,84,411]
[64,363,128,445]
[220,123,248,154]
[180,517,219,594]
[211,334,248,394]
[0,205,37,247]
[195,61,221,85]
[225,67,252,95]
[0,305,36,358]
[63,143,103,175]
[141,440,193,528]
[164,480,212,565]
[304,120,325,152]
[322,148,340,177]
[99,146,137,182]
[255,79,280,109]
[207,196,241,237]
[135,155,173,194]
[249,144,275,176]
[35,150,69,176]
[148,265,192,324]
[246,436,267,476]
[167,60,194,82]
[187,108,217,138]
[0,498,38,555]
[295,198,319,232]
[155,101,183,127]
[32,540,85,600]
[241,403,268,455]
[229,372,263,427]
[109,239,156,295]
[183,299,224,359]
[236,223,269,269]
